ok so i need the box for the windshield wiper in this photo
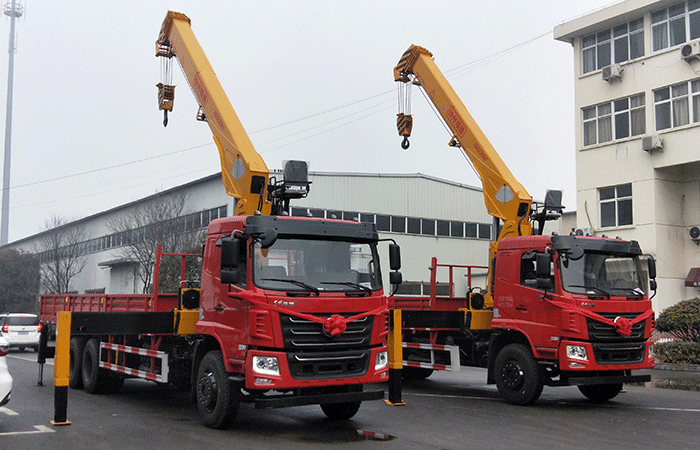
[610,287,646,299]
[261,278,320,296]
[566,284,610,298]
[320,281,372,296]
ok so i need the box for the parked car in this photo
[0,335,12,406]
[0,313,41,352]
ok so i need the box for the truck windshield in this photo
[252,239,382,293]
[560,252,647,298]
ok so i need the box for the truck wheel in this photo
[196,351,240,429]
[494,343,543,405]
[69,337,86,389]
[578,383,622,402]
[82,338,109,394]
[320,401,361,420]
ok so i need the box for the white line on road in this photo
[8,354,53,365]
[0,425,56,436]
[0,406,19,416]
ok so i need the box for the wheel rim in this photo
[198,371,218,412]
[501,359,525,391]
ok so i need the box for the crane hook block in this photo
[401,136,410,150]
[163,110,169,127]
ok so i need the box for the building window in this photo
[654,80,700,130]
[582,18,644,74]
[450,221,464,237]
[407,218,421,234]
[421,219,435,236]
[465,223,477,238]
[375,215,390,232]
[583,94,645,146]
[479,224,492,240]
[599,184,633,228]
[391,216,406,233]
[652,1,700,52]
[583,103,612,145]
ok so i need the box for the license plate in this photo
[18,331,28,335]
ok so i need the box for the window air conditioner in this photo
[601,63,623,82]
[681,40,700,62]
[642,135,663,152]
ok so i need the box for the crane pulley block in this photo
[157,83,175,112]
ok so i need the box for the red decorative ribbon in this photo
[233,293,387,337]
[545,298,653,337]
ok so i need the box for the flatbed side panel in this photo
[401,310,465,330]
[40,294,179,323]
[70,312,175,336]
[390,296,469,311]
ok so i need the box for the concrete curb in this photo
[649,364,700,392]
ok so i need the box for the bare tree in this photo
[38,215,89,294]
[107,190,203,293]
[0,249,40,312]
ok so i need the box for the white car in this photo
[0,313,41,352]
[0,335,12,406]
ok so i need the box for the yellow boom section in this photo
[394,45,532,241]
[156,11,271,216]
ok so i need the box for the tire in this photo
[196,351,240,429]
[69,337,86,389]
[578,383,622,402]
[82,338,109,394]
[494,343,544,405]
[402,366,434,381]
[320,401,361,420]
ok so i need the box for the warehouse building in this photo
[4,171,556,299]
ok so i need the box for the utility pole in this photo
[0,0,23,245]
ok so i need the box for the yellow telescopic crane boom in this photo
[394,45,533,242]
[156,11,272,216]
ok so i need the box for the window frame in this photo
[652,1,700,52]
[654,79,700,130]
[583,93,645,146]
[599,183,633,228]
[582,17,645,74]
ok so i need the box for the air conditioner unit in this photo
[681,40,700,62]
[602,63,623,82]
[642,135,664,152]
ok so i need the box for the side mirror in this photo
[220,237,241,284]
[258,228,278,249]
[389,271,402,285]
[535,253,552,278]
[389,244,401,271]
[220,237,240,268]
[647,256,657,280]
[568,246,584,261]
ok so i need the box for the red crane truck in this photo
[390,45,656,405]
[38,11,402,429]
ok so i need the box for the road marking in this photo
[0,425,56,436]
[0,407,19,416]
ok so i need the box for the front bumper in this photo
[244,346,388,390]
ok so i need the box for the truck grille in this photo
[586,312,645,341]
[591,342,646,364]
[280,313,374,380]
[586,312,647,364]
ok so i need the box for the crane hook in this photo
[401,136,410,150]
[163,110,169,127]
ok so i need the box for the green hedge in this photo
[654,341,700,365]
[656,298,700,343]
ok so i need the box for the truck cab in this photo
[488,234,655,403]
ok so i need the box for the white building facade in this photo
[555,0,700,311]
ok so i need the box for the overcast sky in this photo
[0,1,620,243]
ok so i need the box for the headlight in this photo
[375,351,388,370]
[566,345,588,361]
[252,356,280,376]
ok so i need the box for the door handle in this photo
[515,305,527,312]
[214,305,224,312]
